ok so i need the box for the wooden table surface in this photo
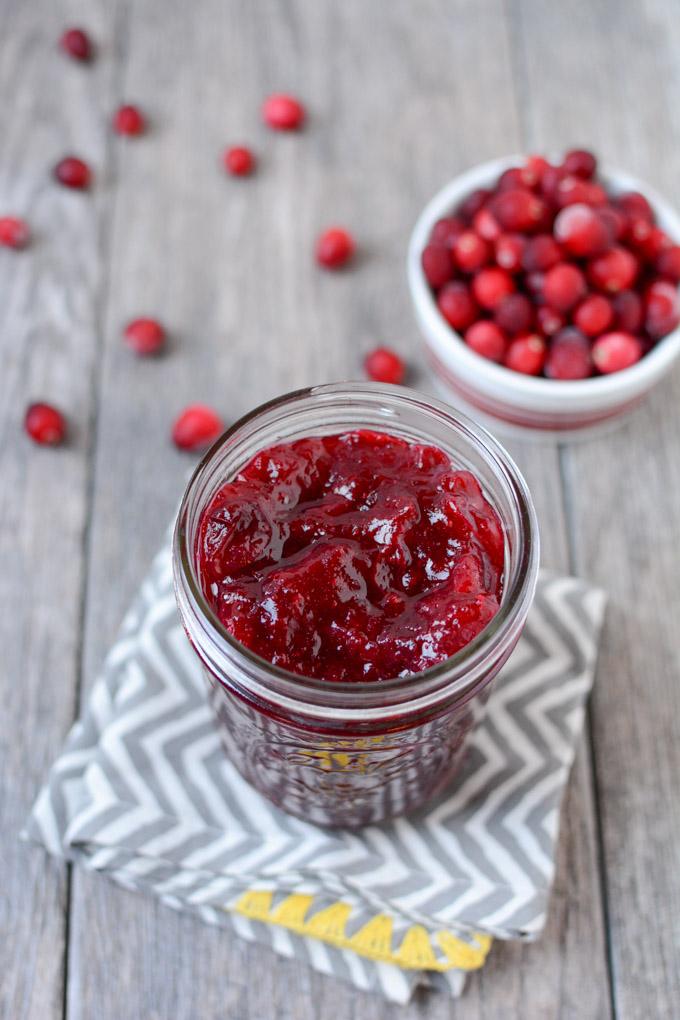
[2,1,679,1017]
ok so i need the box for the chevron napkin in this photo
[26,537,605,1004]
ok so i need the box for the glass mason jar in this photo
[173,383,539,828]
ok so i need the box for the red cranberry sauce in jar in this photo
[196,429,504,683]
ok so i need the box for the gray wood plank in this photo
[514,0,680,1016]
[65,1,609,1017]
[0,0,120,1018]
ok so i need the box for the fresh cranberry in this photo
[113,104,145,136]
[612,290,643,333]
[124,317,166,355]
[587,246,638,293]
[494,293,533,335]
[59,27,92,61]
[223,145,256,176]
[655,245,680,282]
[562,149,597,179]
[437,281,478,331]
[472,267,515,310]
[524,155,551,185]
[573,294,614,337]
[540,164,564,203]
[457,188,490,223]
[504,334,546,375]
[453,231,489,273]
[545,328,592,380]
[543,263,587,311]
[536,305,566,337]
[429,216,465,246]
[556,176,607,208]
[173,405,224,450]
[364,347,406,384]
[315,227,355,269]
[0,216,30,249]
[645,280,680,338]
[598,205,628,241]
[473,208,502,241]
[554,203,611,257]
[592,332,643,374]
[637,226,670,262]
[617,191,654,222]
[491,188,545,232]
[494,233,526,273]
[262,94,305,130]
[25,403,66,445]
[421,243,454,288]
[54,156,91,189]
[464,321,507,362]
[496,167,525,192]
[522,234,561,272]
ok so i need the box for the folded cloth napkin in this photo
[25,537,606,1004]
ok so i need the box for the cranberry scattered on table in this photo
[53,156,91,190]
[172,405,224,451]
[123,318,166,356]
[25,403,66,445]
[364,347,405,384]
[315,227,355,269]
[262,93,305,131]
[59,27,93,62]
[223,146,256,176]
[113,104,146,136]
[197,431,504,682]
[422,148,680,378]
[0,216,30,249]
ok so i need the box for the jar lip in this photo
[173,382,540,715]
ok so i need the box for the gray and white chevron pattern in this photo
[26,538,606,1004]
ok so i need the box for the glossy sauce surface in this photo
[197,431,504,682]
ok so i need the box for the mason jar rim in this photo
[172,382,540,721]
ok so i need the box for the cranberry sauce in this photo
[197,430,504,683]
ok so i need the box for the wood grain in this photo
[514,0,680,1015]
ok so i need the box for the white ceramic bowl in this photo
[408,155,680,438]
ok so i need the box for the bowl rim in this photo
[407,154,680,404]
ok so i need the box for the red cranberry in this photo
[437,281,478,331]
[54,156,91,189]
[598,205,628,241]
[473,208,502,241]
[173,405,224,450]
[113,104,145,136]
[124,317,166,355]
[472,267,515,310]
[491,188,545,232]
[562,149,597,179]
[464,321,507,362]
[453,231,490,273]
[429,216,465,246]
[645,280,680,338]
[655,245,680,282]
[59,27,92,61]
[587,246,638,293]
[592,332,643,374]
[223,146,256,176]
[637,226,670,262]
[617,191,654,222]
[494,292,533,335]
[573,294,613,337]
[495,233,526,273]
[364,347,406,384]
[556,176,606,208]
[540,164,564,203]
[262,94,305,130]
[536,305,566,337]
[457,188,490,223]
[524,155,551,186]
[315,228,355,269]
[25,402,66,445]
[422,243,454,289]
[554,203,610,257]
[613,290,643,333]
[504,334,546,375]
[545,327,593,380]
[522,234,561,272]
[0,216,30,249]
[497,167,525,192]
[543,263,587,312]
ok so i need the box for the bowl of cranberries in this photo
[408,150,680,434]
